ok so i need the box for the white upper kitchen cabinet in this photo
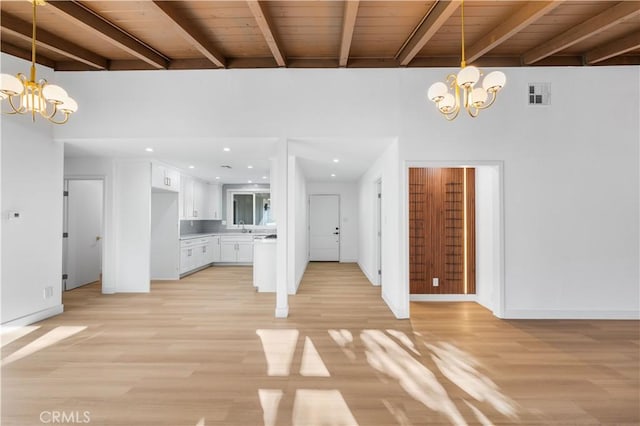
[180,174,209,219]
[193,179,208,219]
[205,183,222,220]
[180,174,194,219]
[151,162,180,192]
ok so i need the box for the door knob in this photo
[96,236,102,241]
[333,232,340,235]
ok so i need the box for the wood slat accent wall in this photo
[409,167,475,294]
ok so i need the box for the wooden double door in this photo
[409,168,476,295]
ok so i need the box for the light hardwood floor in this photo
[2,263,638,425]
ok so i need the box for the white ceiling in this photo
[288,137,394,182]
[62,136,394,184]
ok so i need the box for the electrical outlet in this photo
[43,286,54,299]
[432,278,439,287]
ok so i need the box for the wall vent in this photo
[528,83,551,105]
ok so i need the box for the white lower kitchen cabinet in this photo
[209,236,220,262]
[219,235,254,263]
[236,242,253,262]
[220,242,237,262]
[180,246,197,274]
[180,237,212,275]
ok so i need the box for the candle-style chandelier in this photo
[0,0,78,124]
[426,0,506,120]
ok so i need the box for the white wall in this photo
[114,161,151,292]
[275,139,289,317]
[1,103,63,324]
[49,62,639,319]
[399,67,639,319]
[475,167,501,313]
[358,141,406,318]
[307,182,358,263]
[288,156,309,293]
[150,192,179,280]
[65,158,152,293]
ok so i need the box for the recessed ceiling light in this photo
[215,176,220,180]
[223,147,231,152]
[188,165,195,169]
[145,147,154,152]
[247,165,253,169]
[331,173,336,177]
[333,158,339,163]
[262,176,267,179]
[248,180,253,183]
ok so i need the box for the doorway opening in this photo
[309,194,340,262]
[63,179,104,292]
[404,162,504,317]
[409,167,476,296]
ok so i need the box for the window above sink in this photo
[226,188,274,229]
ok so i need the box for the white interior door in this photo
[66,180,103,290]
[309,195,340,261]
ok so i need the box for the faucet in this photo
[240,220,247,233]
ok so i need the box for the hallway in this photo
[1,263,637,425]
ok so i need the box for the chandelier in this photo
[427,0,505,120]
[0,0,77,124]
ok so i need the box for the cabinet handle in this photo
[168,177,171,186]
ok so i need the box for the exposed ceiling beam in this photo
[1,11,108,70]
[1,40,56,69]
[397,0,461,66]
[466,1,562,64]
[523,1,640,65]
[585,31,640,64]
[339,1,359,67]
[151,1,226,68]
[46,0,169,69]
[246,0,286,67]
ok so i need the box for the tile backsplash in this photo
[179,220,274,236]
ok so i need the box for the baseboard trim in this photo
[504,309,640,320]
[410,294,477,302]
[2,304,64,327]
[339,258,358,263]
[275,306,289,318]
[358,261,380,286]
[382,291,409,319]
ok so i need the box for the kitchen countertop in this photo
[180,232,274,240]
[253,238,277,244]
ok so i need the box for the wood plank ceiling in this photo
[1,0,639,72]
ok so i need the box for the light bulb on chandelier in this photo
[0,0,78,124]
[427,0,505,120]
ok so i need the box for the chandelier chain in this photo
[460,0,466,68]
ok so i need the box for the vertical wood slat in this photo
[409,168,426,294]
[466,168,476,294]
[408,167,476,295]
[443,168,464,293]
